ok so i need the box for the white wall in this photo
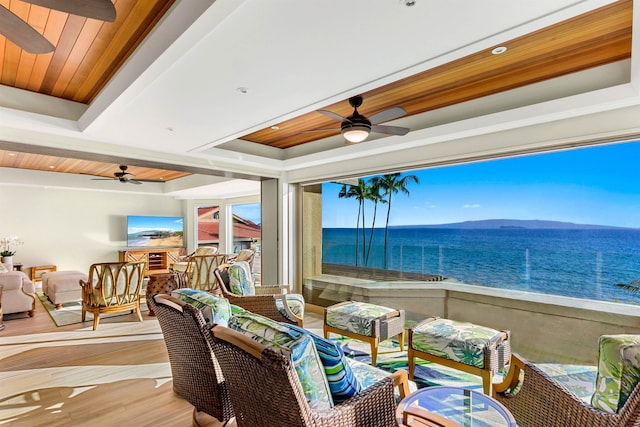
[0,185,183,275]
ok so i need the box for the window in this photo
[302,142,640,307]
[196,205,220,249]
[231,203,261,254]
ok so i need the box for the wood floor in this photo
[0,292,324,427]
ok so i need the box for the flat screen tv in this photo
[127,215,184,248]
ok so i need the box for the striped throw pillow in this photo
[288,324,361,404]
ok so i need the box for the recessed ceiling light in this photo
[271,126,279,130]
[49,165,55,169]
[237,87,249,94]
[8,153,15,156]
[492,46,507,55]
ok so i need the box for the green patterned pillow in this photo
[275,293,306,322]
[229,311,333,409]
[171,288,231,327]
[288,324,361,404]
[591,335,640,413]
[228,261,255,296]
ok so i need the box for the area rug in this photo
[333,336,485,391]
[333,336,597,401]
[36,292,148,327]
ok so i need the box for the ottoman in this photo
[145,272,180,316]
[324,301,405,366]
[408,317,511,396]
[42,270,88,309]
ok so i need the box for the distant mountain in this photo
[391,219,633,230]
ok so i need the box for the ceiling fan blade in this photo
[368,107,407,125]
[24,0,116,22]
[318,110,350,123]
[128,179,143,185]
[371,124,410,136]
[0,7,54,53]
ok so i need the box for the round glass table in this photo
[396,386,517,427]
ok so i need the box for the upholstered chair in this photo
[0,269,36,316]
[149,293,235,427]
[213,262,304,326]
[206,323,407,427]
[175,254,228,292]
[495,335,640,427]
[171,246,219,274]
[79,261,145,330]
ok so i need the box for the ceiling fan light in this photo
[342,124,370,143]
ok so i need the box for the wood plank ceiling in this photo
[242,0,632,149]
[0,0,174,103]
[0,0,633,178]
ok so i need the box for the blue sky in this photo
[233,203,261,225]
[322,141,640,228]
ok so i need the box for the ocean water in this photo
[322,228,640,304]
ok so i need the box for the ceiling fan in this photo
[0,0,116,54]
[91,165,164,185]
[315,95,410,144]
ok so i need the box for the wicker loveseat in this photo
[495,335,640,427]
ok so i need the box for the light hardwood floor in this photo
[0,293,323,427]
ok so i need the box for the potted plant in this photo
[1,236,22,270]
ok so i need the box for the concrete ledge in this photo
[304,274,640,364]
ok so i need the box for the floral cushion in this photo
[171,288,232,326]
[591,335,640,413]
[275,293,306,321]
[288,324,361,404]
[229,311,333,409]
[410,318,501,369]
[228,261,255,296]
[325,301,398,337]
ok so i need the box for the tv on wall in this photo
[127,215,184,248]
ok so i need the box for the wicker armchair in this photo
[175,254,228,292]
[149,294,235,427]
[79,261,145,330]
[494,353,640,427]
[206,324,401,427]
[213,263,304,326]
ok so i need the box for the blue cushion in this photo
[288,324,361,404]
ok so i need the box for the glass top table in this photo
[396,386,517,427]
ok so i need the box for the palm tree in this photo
[364,176,386,266]
[338,179,368,266]
[379,173,419,269]
[617,278,640,294]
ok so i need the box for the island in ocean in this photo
[390,219,634,230]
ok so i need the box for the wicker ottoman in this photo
[324,301,405,366]
[145,272,179,316]
[42,270,87,309]
[408,317,511,396]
